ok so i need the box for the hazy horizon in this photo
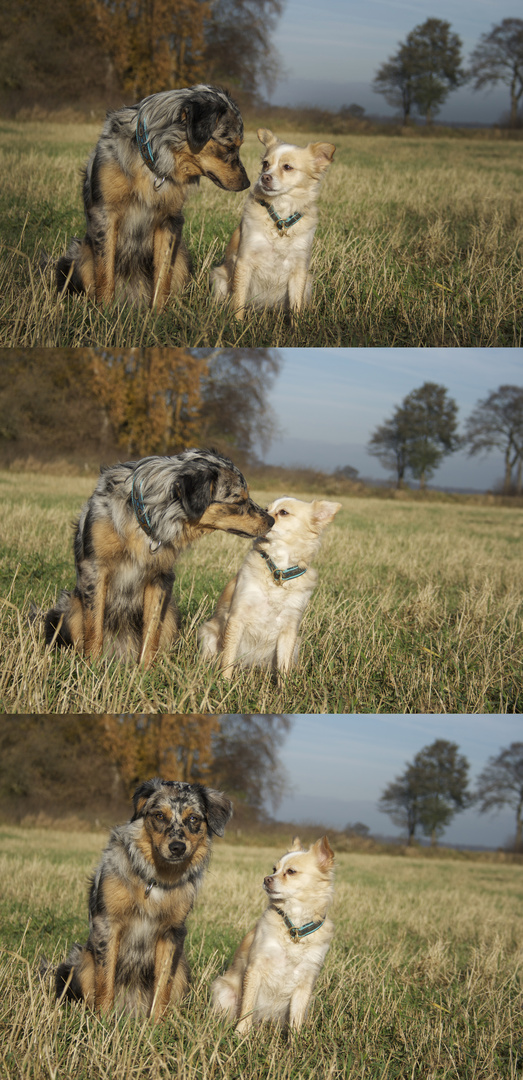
[257,349,523,492]
[267,0,516,126]
[266,716,521,850]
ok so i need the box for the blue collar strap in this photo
[275,907,325,941]
[259,199,303,233]
[258,549,306,586]
[136,110,166,188]
[131,475,163,552]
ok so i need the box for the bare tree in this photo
[469,19,523,129]
[475,743,523,851]
[463,385,523,495]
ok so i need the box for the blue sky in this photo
[259,348,523,491]
[268,0,513,123]
[270,715,522,848]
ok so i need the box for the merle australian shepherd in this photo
[44,448,273,667]
[57,85,250,308]
[55,778,233,1019]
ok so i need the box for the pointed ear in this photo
[311,835,335,871]
[308,142,336,169]
[312,500,342,530]
[290,836,302,851]
[257,128,279,149]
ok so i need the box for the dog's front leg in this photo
[94,210,118,305]
[288,264,310,314]
[235,964,262,1035]
[288,975,315,1030]
[151,926,187,1019]
[94,925,122,1014]
[231,257,252,321]
[82,566,109,660]
[140,582,167,668]
[275,625,299,673]
[219,616,242,678]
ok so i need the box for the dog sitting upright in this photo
[210,128,335,318]
[57,85,250,308]
[198,496,341,676]
[56,778,233,1019]
[211,836,335,1034]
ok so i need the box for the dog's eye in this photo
[286,868,297,875]
[282,164,294,171]
[278,509,289,516]
[188,815,200,826]
[154,812,165,822]
[262,160,269,170]
[272,867,277,873]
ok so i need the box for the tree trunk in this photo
[516,799,523,851]
[504,445,513,494]
[510,74,518,129]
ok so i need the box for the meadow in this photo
[0,469,522,714]
[0,120,522,347]
[0,824,521,1080]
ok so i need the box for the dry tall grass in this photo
[1,123,521,346]
[0,826,521,1079]
[0,470,521,713]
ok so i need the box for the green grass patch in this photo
[0,123,522,345]
[0,470,522,713]
[0,828,521,1079]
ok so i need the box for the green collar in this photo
[259,199,303,233]
[136,109,167,189]
[258,549,306,586]
[274,907,325,941]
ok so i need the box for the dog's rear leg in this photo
[82,567,109,660]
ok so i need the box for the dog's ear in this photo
[257,128,279,149]
[311,835,335,870]
[200,787,233,836]
[173,470,218,519]
[183,97,227,152]
[311,500,342,530]
[131,778,159,820]
[290,835,302,851]
[308,142,336,173]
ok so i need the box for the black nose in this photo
[169,841,186,858]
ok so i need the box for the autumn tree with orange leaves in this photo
[90,348,209,457]
[89,0,211,98]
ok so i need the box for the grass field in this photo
[1,469,522,714]
[1,120,522,347]
[0,825,521,1080]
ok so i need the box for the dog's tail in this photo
[55,944,85,1003]
[56,239,85,295]
[44,591,76,649]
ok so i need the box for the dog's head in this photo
[263,835,335,910]
[258,496,341,563]
[136,86,250,191]
[255,128,335,199]
[131,778,233,870]
[128,450,274,543]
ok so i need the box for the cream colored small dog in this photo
[211,836,335,1034]
[197,496,341,676]
[210,128,335,318]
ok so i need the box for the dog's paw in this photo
[235,1016,252,1037]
